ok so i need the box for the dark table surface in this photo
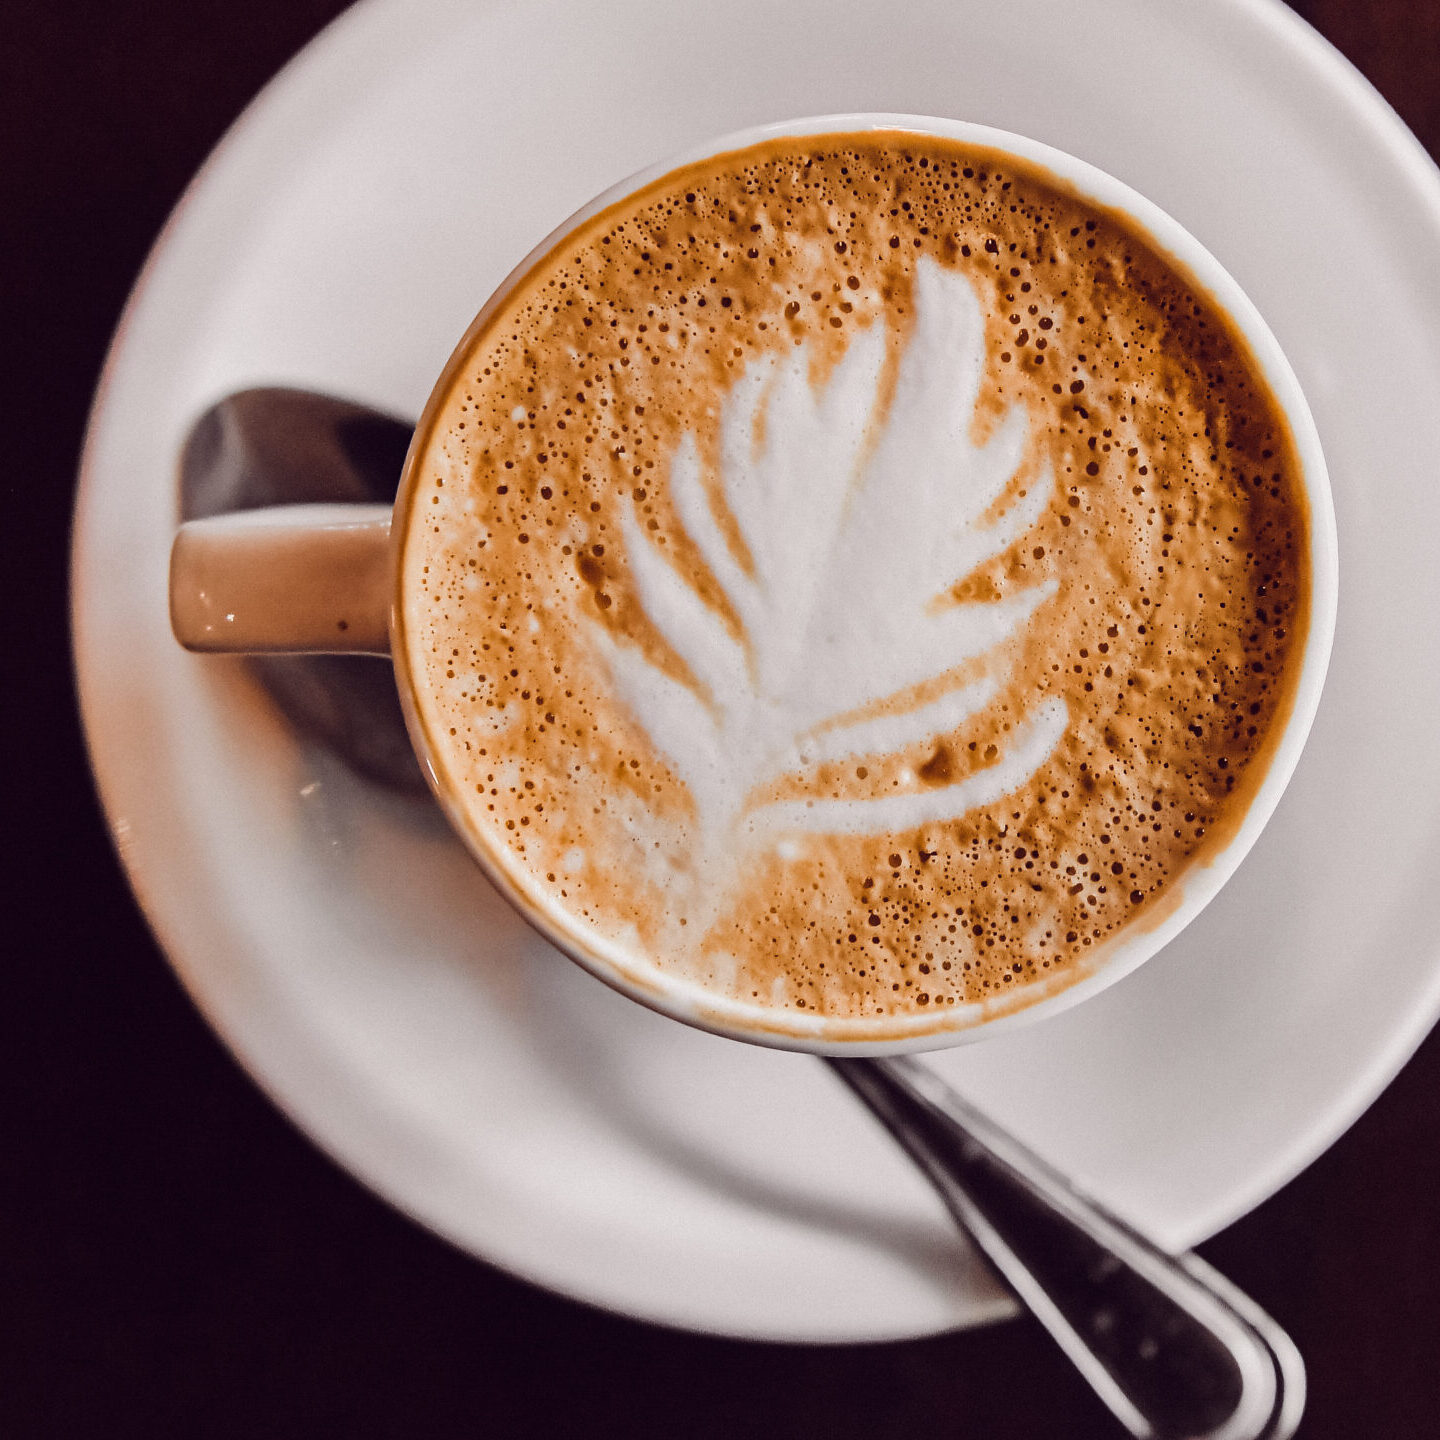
[7,2,1439,1436]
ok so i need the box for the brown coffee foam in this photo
[397,132,1309,1025]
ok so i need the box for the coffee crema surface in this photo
[397,132,1309,1034]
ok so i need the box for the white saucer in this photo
[73,0,1440,1342]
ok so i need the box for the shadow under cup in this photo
[175,114,1340,1055]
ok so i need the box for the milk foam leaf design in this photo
[609,256,1066,842]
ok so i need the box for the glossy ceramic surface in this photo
[74,0,1440,1340]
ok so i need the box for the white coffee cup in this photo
[170,114,1339,1054]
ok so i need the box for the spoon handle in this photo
[827,1056,1303,1440]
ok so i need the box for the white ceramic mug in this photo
[170,113,1339,1054]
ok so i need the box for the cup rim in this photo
[389,112,1339,1055]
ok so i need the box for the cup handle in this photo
[169,503,393,655]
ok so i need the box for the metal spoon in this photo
[182,388,1305,1437]
[829,1056,1303,1439]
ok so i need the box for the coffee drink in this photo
[396,131,1310,1034]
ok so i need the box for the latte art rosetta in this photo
[399,132,1310,1028]
[608,257,1066,847]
